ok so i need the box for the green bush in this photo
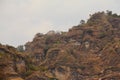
[28,64,39,71]
[0,53,5,58]
[98,32,106,39]
[79,65,85,70]
[55,41,61,44]
[39,66,48,72]
[24,70,33,77]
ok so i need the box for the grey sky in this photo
[0,0,120,47]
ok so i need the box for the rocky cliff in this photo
[1,11,120,80]
[0,44,26,80]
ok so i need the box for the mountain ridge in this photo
[0,11,120,80]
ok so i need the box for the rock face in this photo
[0,44,25,80]
[1,11,120,80]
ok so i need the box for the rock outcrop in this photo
[0,44,25,80]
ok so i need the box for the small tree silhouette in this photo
[17,45,24,52]
[106,10,112,15]
[80,20,85,25]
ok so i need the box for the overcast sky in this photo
[0,0,120,47]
